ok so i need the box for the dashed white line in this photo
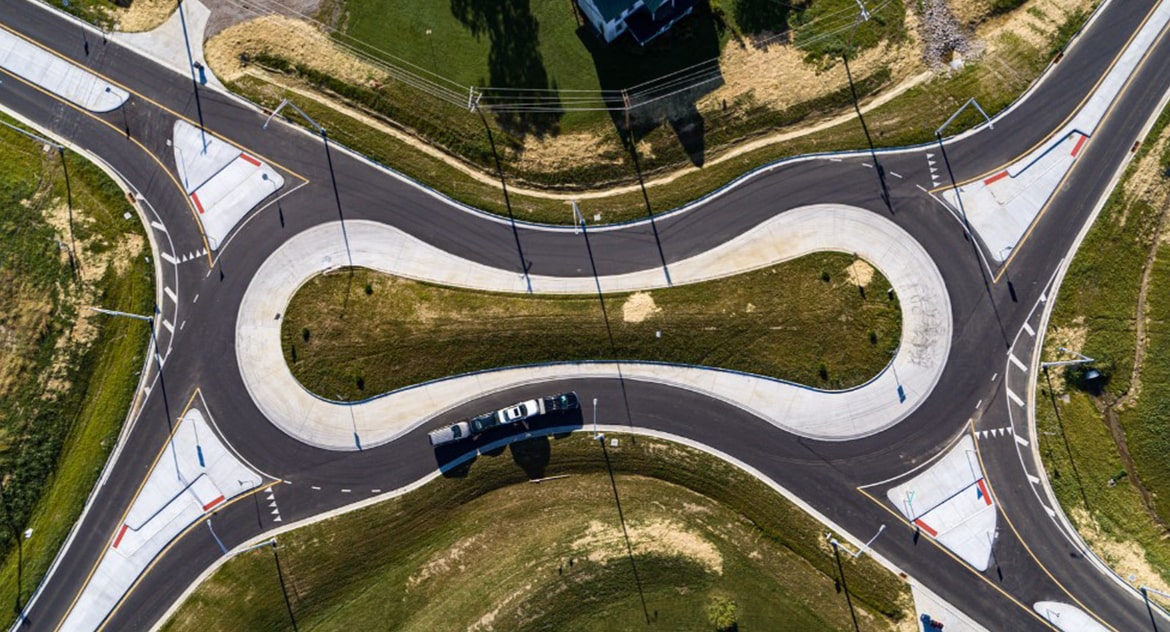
[890,171,903,179]
[193,293,199,303]
[830,158,842,162]
[311,485,321,490]
[179,320,186,330]
[159,251,176,264]
[1008,353,1028,372]
[1022,322,1035,336]
[862,162,874,169]
[1007,388,1025,407]
[164,286,178,304]
[372,489,381,493]
[341,488,351,493]
[975,399,983,409]
[991,372,998,382]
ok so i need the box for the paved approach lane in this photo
[2,0,1169,629]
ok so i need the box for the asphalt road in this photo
[2,0,1169,629]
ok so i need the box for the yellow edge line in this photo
[0,66,214,264]
[970,428,1118,631]
[95,479,283,632]
[928,1,1164,194]
[52,388,201,632]
[0,22,308,186]
[854,482,1059,630]
[991,11,1170,283]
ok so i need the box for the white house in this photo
[576,0,698,45]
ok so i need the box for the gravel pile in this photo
[916,0,970,67]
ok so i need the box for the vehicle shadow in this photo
[434,409,584,477]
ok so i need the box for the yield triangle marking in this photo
[274,516,282,522]
[271,508,280,515]
[269,501,278,508]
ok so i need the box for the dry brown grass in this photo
[110,0,177,32]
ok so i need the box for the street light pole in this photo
[1139,585,1170,631]
[263,99,352,268]
[176,0,207,151]
[841,6,891,214]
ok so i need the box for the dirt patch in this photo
[572,519,723,575]
[109,0,176,32]
[205,15,374,85]
[846,259,875,287]
[621,291,661,323]
[979,0,1095,53]
[407,532,485,589]
[1071,506,1170,593]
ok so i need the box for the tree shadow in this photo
[730,0,794,48]
[451,0,563,138]
[576,2,724,167]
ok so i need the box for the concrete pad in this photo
[237,204,952,450]
[0,28,128,112]
[60,409,262,631]
[1033,602,1110,631]
[886,436,997,571]
[172,120,284,249]
[912,580,988,632]
[111,0,226,92]
[941,0,1170,262]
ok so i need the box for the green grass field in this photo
[162,433,910,631]
[0,116,154,621]
[281,253,900,401]
[1035,102,1170,591]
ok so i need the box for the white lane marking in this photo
[179,320,186,330]
[1027,473,1041,484]
[830,158,842,162]
[975,399,983,409]
[150,220,167,233]
[341,488,351,493]
[1040,292,1047,302]
[1015,432,1029,446]
[162,319,174,333]
[1023,322,1035,336]
[311,485,321,490]
[1007,388,1025,407]
[916,184,929,193]
[991,372,998,382]
[1009,353,1028,372]
[164,286,178,304]
[890,171,903,179]
[193,293,199,303]
[160,251,176,264]
[372,489,381,493]
[1043,505,1056,518]
[862,163,874,169]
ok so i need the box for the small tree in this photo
[706,595,738,632]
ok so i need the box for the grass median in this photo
[281,253,900,401]
[162,432,911,631]
[1035,103,1170,596]
[0,115,154,622]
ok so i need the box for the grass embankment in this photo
[0,117,154,620]
[163,433,910,631]
[1036,103,1170,596]
[211,2,1089,224]
[281,253,900,401]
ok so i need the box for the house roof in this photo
[589,0,639,22]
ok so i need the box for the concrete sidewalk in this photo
[943,0,1170,262]
[59,408,264,630]
[0,27,128,112]
[236,204,952,450]
[111,0,225,92]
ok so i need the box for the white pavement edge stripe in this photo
[1008,353,1028,372]
[164,286,178,304]
[1007,388,1025,407]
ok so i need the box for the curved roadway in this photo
[2,1,1169,629]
